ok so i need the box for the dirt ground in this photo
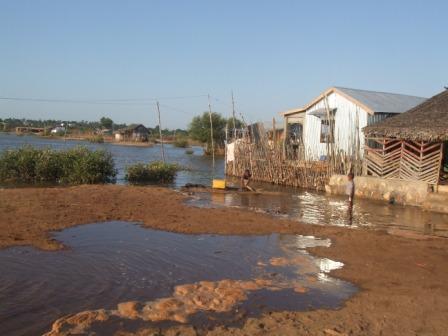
[1,185,447,335]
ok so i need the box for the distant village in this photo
[1,117,188,145]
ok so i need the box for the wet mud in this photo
[1,185,448,335]
[1,222,355,335]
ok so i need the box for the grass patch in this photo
[173,137,189,148]
[0,146,116,185]
[88,135,105,143]
[125,161,180,183]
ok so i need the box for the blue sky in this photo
[1,0,447,129]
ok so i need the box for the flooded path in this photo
[0,221,355,336]
[185,180,448,238]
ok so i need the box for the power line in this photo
[0,94,208,105]
[157,103,193,116]
[0,93,254,126]
[210,95,251,126]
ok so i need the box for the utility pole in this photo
[224,123,228,176]
[231,91,236,141]
[156,101,165,163]
[208,95,215,172]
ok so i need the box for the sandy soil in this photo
[1,185,447,335]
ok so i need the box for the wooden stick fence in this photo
[226,123,360,190]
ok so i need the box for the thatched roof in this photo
[364,89,448,142]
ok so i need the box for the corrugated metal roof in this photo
[335,87,427,114]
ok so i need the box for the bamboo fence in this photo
[226,122,362,191]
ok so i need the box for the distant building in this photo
[51,126,66,134]
[281,87,427,160]
[114,124,149,142]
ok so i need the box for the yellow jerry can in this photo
[212,179,226,189]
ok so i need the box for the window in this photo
[320,119,334,143]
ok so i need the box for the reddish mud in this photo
[1,185,448,335]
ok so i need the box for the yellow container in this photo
[212,179,226,189]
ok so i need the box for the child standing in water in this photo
[346,172,355,225]
[346,172,355,204]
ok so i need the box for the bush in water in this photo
[88,135,105,143]
[125,161,179,183]
[0,146,116,185]
[173,137,189,148]
[59,147,116,184]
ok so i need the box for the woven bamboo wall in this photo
[365,138,443,185]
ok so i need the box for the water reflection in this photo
[186,180,448,238]
[0,222,355,336]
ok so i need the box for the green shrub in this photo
[0,146,40,183]
[125,161,179,183]
[59,147,116,184]
[0,146,116,185]
[173,137,189,148]
[35,149,64,182]
[185,149,194,155]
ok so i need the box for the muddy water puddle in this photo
[0,221,355,336]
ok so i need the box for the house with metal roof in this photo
[281,86,427,160]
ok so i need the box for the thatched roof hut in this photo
[364,89,448,142]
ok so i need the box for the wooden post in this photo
[224,123,228,176]
[283,115,288,160]
[156,101,165,163]
[208,95,215,173]
[323,95,333,174]
[272,117,276,147]
[231,91,237,175]
[231,91,236,141]
[436,142,444,191]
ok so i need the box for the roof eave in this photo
[280,108,306,116]
[282,87,377,117]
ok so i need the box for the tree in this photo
[100,117,113,130]
[189,112,242,154]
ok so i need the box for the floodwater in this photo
[0,133,224,186]
[186,181,448,238]
[0,221,356,336]
[1,132,447,237]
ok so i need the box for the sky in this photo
[0,0,447,129]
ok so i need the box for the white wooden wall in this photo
[303,92,368,160]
